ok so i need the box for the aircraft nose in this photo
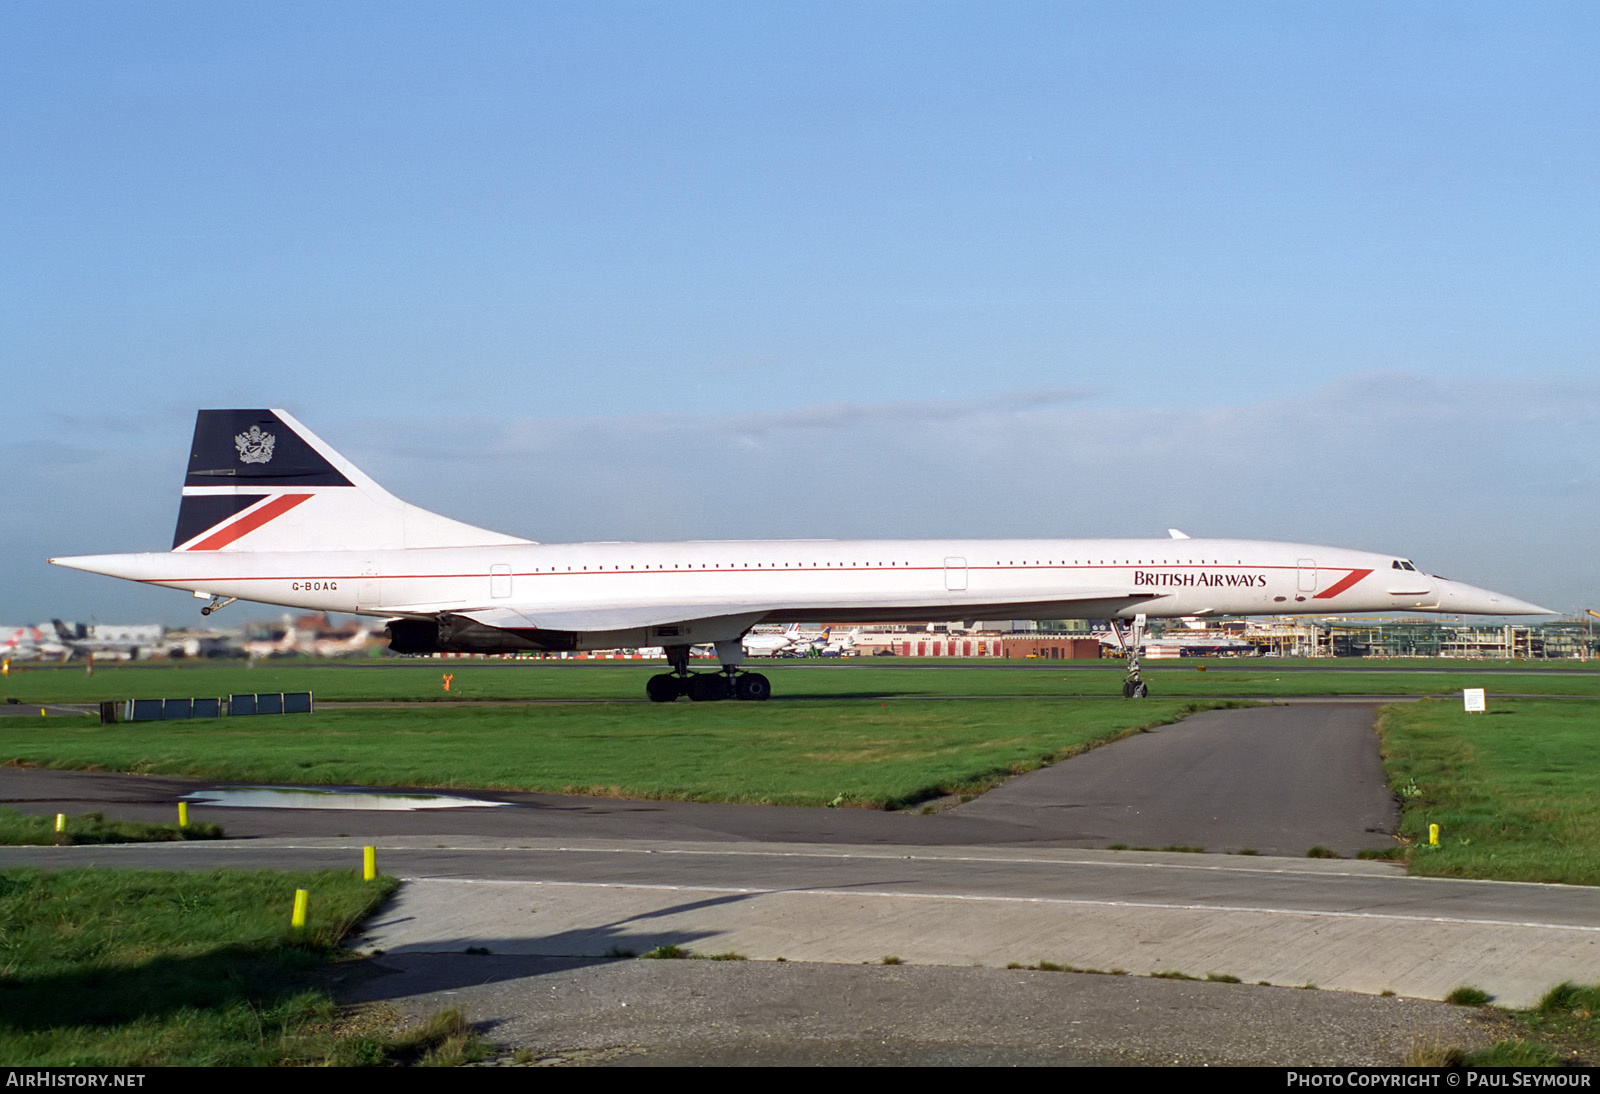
[1434,578,1556,616]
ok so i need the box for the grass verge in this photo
[0,867,480,1066]
[0,806,222,845]
[1415,982,1599,1066]
[1377,697,1600,885]
[0,696,1216,809]
[7,657,1600,706]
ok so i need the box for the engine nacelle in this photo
[385,615,576,654]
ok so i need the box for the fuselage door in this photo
[357,562,381,610]
[944,557,968,591]
[1297,559,1318,593]
[491,564,513,599]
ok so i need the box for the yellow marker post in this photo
[363,846,377,881]
[1429,823,1440,847]
[178,802,188,828]
[55,813,65,833]
[291,889,309,930]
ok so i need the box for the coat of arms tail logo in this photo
[235,425,275,464]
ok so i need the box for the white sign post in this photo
[1463,688,1486,713]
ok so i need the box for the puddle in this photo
[180,786,511,811]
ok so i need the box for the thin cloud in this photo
[351,387,1098,459]
[12,375,1595,621]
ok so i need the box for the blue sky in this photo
[4,1,1596,624]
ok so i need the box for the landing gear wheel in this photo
[646,674,682,703]
[687,673,730,702]
[735,673,771,701]
[1113,613,1148,700]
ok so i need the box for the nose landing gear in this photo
[1110,613,1149,698]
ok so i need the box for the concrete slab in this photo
[345,841,1600,1009]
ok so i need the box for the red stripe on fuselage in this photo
[1312,568,1373,599]
[186,494,313,551]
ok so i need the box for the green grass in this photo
[1377,697,1600,885]
[1444,985,1493,1007]
[8,656,1600,707]
[0,693,1215,808]
[1496,982,1600,1065]
[0,807,223,845]
[640,944,689,960]
[1420,982,1600,1067]
[332,1007,485,1068]
[634,944,747,961]
[0,867,424,1066]
[9,657,1598,812]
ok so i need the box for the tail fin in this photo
[171,410,532,552]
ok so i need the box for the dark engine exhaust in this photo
[385,615,577,655]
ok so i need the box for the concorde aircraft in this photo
[50,410,1553,701]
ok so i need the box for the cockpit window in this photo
[1392,559,1417,571]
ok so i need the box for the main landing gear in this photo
[646,642,771,703]
[1110,613,1150,699]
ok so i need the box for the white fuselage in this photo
[56,536,1541,651]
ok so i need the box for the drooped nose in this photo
[1433,577,1555,616]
